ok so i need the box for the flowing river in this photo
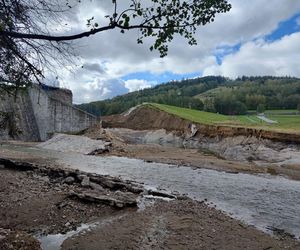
[2,143,300,239]
[56,153,300,239]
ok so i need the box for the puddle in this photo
[38,223,94,250]
[38,215,125,250]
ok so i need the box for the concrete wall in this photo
[0,89,40,141]
[0,85,97,141]
[40,84,73,105]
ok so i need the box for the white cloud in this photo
[44,1,300,102]
[124,79,155,92]
[203,33,300,78]
[53,60,156,103]
[71,78,128,103]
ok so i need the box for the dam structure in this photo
[0,84,97,141]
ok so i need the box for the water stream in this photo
[1,143,300,240]
[56,153,300,239]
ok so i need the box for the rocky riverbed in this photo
[1,136,300,249]
[0,160,299,250]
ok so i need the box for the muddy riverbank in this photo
[101,105,300,177]
[81,126,300,181]
[0,161,299,250]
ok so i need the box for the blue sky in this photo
[121,11,300,86]
[55,1,300,103]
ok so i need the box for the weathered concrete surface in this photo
[0,84,97,141]
[0,88,40,141]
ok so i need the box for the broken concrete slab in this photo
[69,191,137,208]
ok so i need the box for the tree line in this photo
[77,76,300,116]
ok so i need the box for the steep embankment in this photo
[102,104,300,144]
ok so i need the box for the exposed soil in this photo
[97,105,300,181]
[102,105,300,143]
[0,160,140,249]
[0,167,127,236]
[1,166,299,250]
[62,199,300,250]
[83,126,300,180]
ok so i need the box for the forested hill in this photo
[76,76,300,116]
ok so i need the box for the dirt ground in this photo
[62,199,300,250]
[84,127,300,180]
[0,166,299,250]
[0,166,131,249]
[1,133,300,249]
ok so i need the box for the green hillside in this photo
[150,103,238,125]
[77,76,300,117]
[150,103,300,133]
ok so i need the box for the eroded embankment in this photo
[102,105,300,144]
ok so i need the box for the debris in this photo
[81,176,90,187]
[69,191,137,208]
[87,148,110,155]
[63,176,75,185]
[147,190,177,199]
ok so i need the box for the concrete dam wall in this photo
[0,84,97,141]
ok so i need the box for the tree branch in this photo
[0,24,116,41]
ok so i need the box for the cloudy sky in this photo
[50,0,300,104]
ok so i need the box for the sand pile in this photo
[37,133,110,154]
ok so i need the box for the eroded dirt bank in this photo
[100,106,300,179]
[0,160,299,250]
[102,105,300,143]
[80,126,300,180]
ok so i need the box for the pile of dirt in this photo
[37,133,111,154]
[102,105,300,143]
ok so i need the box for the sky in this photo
[48,0,300,104]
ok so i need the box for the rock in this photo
[90,182,104,192]
[81,176,90,187]
[69,191,137,208]
[147,190,177,199]
[87,148,109,155]
[77,174,85,181]
[63,176,75,185]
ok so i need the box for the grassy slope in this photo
[149,103,300,133]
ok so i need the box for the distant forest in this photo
[77,76,300,116]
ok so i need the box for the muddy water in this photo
[2,143,300,238]
[57,154,300,238]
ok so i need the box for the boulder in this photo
[63,176,75,184]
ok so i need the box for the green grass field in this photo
[149,103,300,133]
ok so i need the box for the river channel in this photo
[2,143,300,239]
